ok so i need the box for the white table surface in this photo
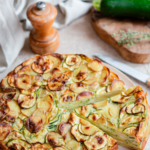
[0,13,150,149]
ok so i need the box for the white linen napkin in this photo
[0,0,92,72]
[0,0,24,72]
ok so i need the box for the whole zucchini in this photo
[99,0,150,20]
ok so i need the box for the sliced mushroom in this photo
[87,59,103,72]
[71,125,89,142]
[76,91,93,101]
[99,66,110,85]
[60,94,74,103]
[69,82,85,93]
[126,103,135,114]
[15,74,31,90]
[79,124,98,136]
[132,104,145,114]
[0,109,6,120]
[59,122,72,137]
[26,116,43,133]
[84,132,107,149]
[1,76,16,92]
[48,74,69,91]
[32,55,53,73]
[110,79,125,91]
[32,108,46,124]
[47,131,65,146]
[0,121,11,140]
[6,110,18,122]
[18,93,36,109]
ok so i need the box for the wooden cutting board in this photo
[91,8,150,63]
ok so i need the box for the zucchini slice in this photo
[126,103,135,114]
[18,93,36,109]
[132,103,145,114]
[21,104,36,117]
[12,117,24,131]
[78,123,98,136]
[84,132,107,149]
[32,55,53,74]
[71,125,89,142]
[48,74,69,91]
[123,126,138,136]
[14,74,31,90]
[1,76,16,92]
[60,94,74,103]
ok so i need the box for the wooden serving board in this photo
[91,8,150,63]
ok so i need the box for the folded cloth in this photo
[14,0,92,30]
[0,0,24,72]
[0,0,92,73]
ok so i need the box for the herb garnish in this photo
[113,30,150,47]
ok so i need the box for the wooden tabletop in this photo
[0,13,150,149]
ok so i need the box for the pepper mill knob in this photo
[27,1,59,55]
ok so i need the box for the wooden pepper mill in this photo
[27,1,59,55]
